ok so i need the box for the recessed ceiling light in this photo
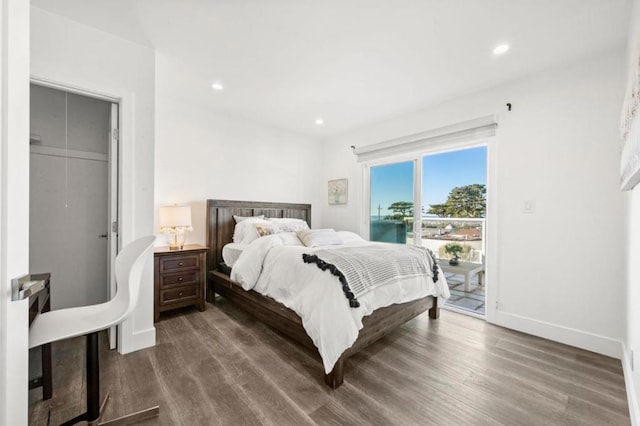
[492,44,510,56]
[315,118,324,126]
[211,82,224,91]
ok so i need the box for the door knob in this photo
[99,234,108,239]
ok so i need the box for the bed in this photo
[205,199,443,388]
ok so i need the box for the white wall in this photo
[154,54,323,245]
[0,0,30,424]
[320,50,627,358]
[624,0,640,422]
[30,7,156,354]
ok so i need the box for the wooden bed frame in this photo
[205,199,439,388]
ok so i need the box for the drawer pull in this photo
[178,277,183,282]
[178,262,184,267]
[179,292,183,296]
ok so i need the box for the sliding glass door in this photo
[421,146,487,259]
[367,145,488,316]
[369,160,415,244]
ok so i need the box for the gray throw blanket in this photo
[302,244,439,308]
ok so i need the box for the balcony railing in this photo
[420,217,485,263]
[371,217,485,263]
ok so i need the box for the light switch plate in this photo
[523,200,535,214]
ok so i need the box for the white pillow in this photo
[233,214,264,223]
[336,231,365,243]
[235,218,311,244]
[253,222,280,238]
[296,229,343,247]
[232,218,270,243]
[267,218,310,232]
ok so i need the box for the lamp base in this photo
[162,227,188,250]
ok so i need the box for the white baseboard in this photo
[129,326,156,352]
[490,310,622,359]
[118,325,156,354]
[622,342,640,425]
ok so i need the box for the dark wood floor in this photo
[29,298,630,425]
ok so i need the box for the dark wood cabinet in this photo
[154,244,207,322]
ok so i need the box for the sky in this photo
[370,146,487,218]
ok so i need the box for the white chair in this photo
[29,236,159,425]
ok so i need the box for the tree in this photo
[427,184,486,218]
[385,201,413,220]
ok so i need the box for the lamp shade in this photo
[159,206,192,228]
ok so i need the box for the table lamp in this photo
[159,205,192,250]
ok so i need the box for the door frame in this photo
[361,137,498,321]
[30,77,121,346]
[108,103,119,349]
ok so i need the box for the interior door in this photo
[30,86,111,311]
[0,3,30,422]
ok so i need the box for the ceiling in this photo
[31,0,632,139]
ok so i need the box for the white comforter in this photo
[230,231,450,373]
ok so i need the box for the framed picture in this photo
[620,42,640,191]
[328,178,348,205]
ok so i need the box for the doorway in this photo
[422,147,487,316]
[29,84,119,319]
[367,144,488,318]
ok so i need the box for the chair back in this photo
[112,236,156,319]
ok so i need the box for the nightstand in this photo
[154,244,207,322]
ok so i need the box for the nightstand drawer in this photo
[159,254,200,273]
[160,271,200,288]
[160,285,198,304]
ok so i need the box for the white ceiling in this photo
[31,0,632,138]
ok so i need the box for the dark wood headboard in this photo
[205,199,312,273]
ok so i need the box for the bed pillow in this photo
[336,231,366,243]
[266,218,310,232]
[232,218,270,243]
[296,229,343,247]
[233,214,265,223]
[254,222,280,238]
[236,218,311,244]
